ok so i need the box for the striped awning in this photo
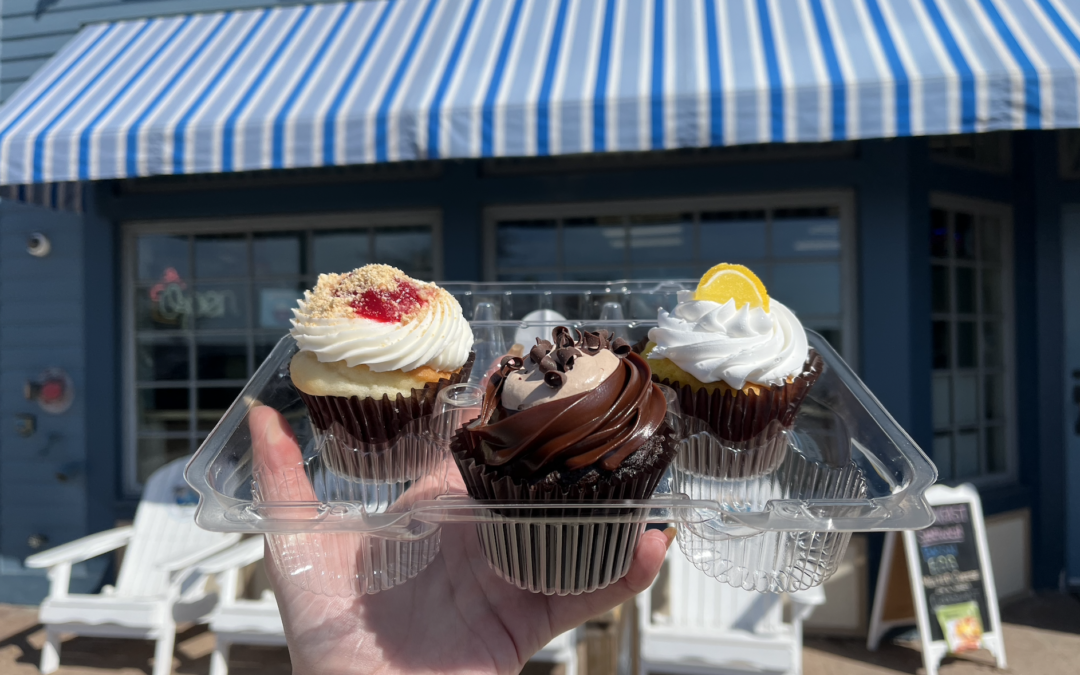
[3,0,1080,191]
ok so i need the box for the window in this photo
[124,212,439,494]
[487,193,855,358]
[930,197,1014,484]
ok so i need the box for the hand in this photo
[250,405,673,675]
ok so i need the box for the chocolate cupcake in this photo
[451,327,678,595]
[641,264,822,479]
[289,265,474,480]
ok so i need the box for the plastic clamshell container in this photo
[186,316,937,597]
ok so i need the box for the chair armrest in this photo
[25,526,134,569]
[159,534,242,573]
[196,537,265,575]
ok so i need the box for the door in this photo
[1063,208,1080,588]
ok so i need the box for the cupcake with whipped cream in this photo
[640,263,823,478]
[290,264,474,479]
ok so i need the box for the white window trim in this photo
[929,192,1017,488]
[121,210,442,495]
[482,190,858,365]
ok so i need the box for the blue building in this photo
[0,0,1076,635]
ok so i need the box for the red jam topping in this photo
[349,280,426,323]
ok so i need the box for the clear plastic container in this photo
[186,318,937,597]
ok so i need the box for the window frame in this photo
[121,210,442,495]
[929,192,1017,487]
[482,190,858,364]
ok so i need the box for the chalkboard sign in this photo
[915,501,991,647]
[866,484,1007,675]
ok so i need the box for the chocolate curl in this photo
[544,370,567,388]
[555,347,581,371]
[580,330,603,355]
[539,354,559,373]
[499,355,524,372]
[551,326,575,349]
[611,337,631,357]
[530,343,550,364]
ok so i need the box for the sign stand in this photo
[867,484,1007,675]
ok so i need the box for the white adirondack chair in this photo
[196,536,286,675]
[530,626,582,675]
[637,548,825,675]
[25,457,241,675]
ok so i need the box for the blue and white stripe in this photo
[2,0,1080,188]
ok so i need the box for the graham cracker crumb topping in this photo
[301,264,437,323]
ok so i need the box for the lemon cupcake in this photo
[641,264,822,478]
[289,265,474,479]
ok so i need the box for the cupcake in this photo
[641,263,823,478]
[451,327,678,595]
[289,264,474,480]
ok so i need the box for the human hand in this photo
[250,405,672,675]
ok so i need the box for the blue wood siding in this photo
[0,198,115,602]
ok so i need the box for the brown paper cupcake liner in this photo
[296,353,474,481]
[449,427,677,595]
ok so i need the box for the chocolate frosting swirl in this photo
[462,330,669,480]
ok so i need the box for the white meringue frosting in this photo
[647,290,808,390]
[289,268,473,374]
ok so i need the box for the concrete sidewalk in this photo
[0,593,1076,674]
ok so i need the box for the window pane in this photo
[982,268,1002,314]
[196,337,247,380]
[628,214,693,264]
[980,215,1001,262]
[255,334,284,369]
[313,230,369,275]
[771,214,841,257]
[771,262,840,316]
[375,226,432,276]
[195,235,248,278]
[136,278,195,331]
[930,208,949,257]
[985,425,1006,474]
[138,235,188,281]
[192,283,247,330]
[564,217,624,267]
[137,437,192,484]
[983,320,1002,367]
[253,232,304,277]
[700,211,767,261]
[197,387,244,431]
[932,374,952,428]
[138,388,189,433]
[136,338,189,381]
[933,321,951,369]
[630,266,696,280]
[955,430,979,478]
[934,433,954,481]
[984,373,1005,421]
[954,212,975,259]
[496,220,557,271]
[955,267,975,313]
[932,265,950,312]
[496,271,560,282]
[256,282,305,330]
[954,373,978,426]
[957,321,976,368]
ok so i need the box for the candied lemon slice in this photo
[694,263,770,311]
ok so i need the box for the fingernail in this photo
[663,527,677,548]
[260,415,284,447]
